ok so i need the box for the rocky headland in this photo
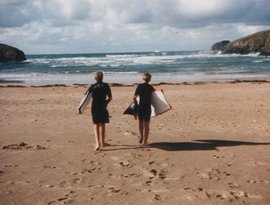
[0,43,26,63]
[212,30,270,56]
[211,40,230,52]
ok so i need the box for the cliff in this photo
[222,30,270,56]
[211,40,230,51]
[0,43,26,63]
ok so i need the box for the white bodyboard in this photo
[124,89,171,118]
[151,90,171,117]
[78,91,92,114]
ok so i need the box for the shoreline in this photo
[1,71,270,87]
[1,78,270,88]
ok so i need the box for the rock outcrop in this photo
[211,40,230,51]
[221,30,270,56]
[0,43,26,63]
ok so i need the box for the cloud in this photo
[0,0,269,53]
[2,0,270,28]
[0,0,33,27]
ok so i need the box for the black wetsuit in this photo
[135,82,154,122]
[88,82,112,124]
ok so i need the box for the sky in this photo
[0,0,269,54]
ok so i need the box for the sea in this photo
[0,50,269,85]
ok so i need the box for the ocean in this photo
[0,50,269,85]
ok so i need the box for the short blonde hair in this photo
[143,72,151,82]
[95,71,103,81]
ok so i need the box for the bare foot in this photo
[143,143,148,146]
[94,145,100,151]
[139,138,143,144]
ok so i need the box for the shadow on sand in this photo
[97,144,146,152]
[98,139,270,152]
[149,139,270,151]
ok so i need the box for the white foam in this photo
[28,51,266,70]
[2,72,269,85]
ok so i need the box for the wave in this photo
[2,50,269,85]
[105,54,141,58]
[26,50,265,70]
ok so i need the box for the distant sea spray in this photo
[0,51,269,85]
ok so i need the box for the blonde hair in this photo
[95,71,103,82]
[143,72,151,83]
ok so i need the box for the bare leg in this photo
[139,120,144,143]
[100,123,106,147]
[143,121,150,146]
[93,124,100,151]
[99,124,111,147]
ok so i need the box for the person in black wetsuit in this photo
[133,73,154,146]
[88,71,112,151]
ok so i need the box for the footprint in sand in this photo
[73,177,82,184]
[108,187,121,193]
[229,190,248,199]
[225,163,232,167]
[154,194,161,200]
[43,165,57,169]
[184,187,204,192]
[215,190,252,201]
[183,187,209,200]
[48,190,77,205]
[59,181,71,188]
[121,173,140,178]
[158,169,166,180]
[195,171,211,180]
[4,164,18,168]
[196,168,232,180]
[247,179,269,184]
[42,184,55,188]
[228,182,240,188]
[119,161,130,167]
[247,180,257,183]
[80,168,96,174]
[148,161,155,165]
[63,171,81,176]
[144,168,167,180]
[90,160,102,166]
[216,193,227,200]
[223,171,231,176]
[150,169,157,176]
[213,154,224,159]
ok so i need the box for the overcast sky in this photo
[0,0,269,54]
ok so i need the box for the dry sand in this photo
[0,82,270,205]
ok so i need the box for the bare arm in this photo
[133,95,138,102]
[106,96,112,104]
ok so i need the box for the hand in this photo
[133,113,138,120]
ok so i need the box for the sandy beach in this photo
[0,82,270,205]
